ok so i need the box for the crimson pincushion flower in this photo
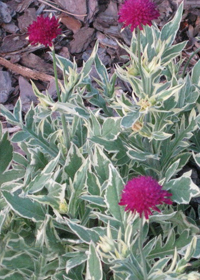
[119,176,172,219]
[28,15,61,47]
[118,0,160,31]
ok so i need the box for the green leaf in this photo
[150,210,199,236]
[42,151,60,173]
[0,121,2,140]
[26,173,51,194]
[0,270,26,280]
[0,132,13,174]
[55,54,74,73]
[162,41,187,64]
[105,165,124,221]
[95,54,109,85]
[87,170,101,195]
[2,190,46,221]
[164,171,200,204]
[81,41,98,79]
[90,137,128,165]
[64,143,85,181]
[170,211,199,235]
[141,25,158,61]
[121,110,140,128]
[2,252,33,270]
[35,215,64,253]
[68,160,88,217]
[102,118,121,140]
[150,131,172,141]
[80,195,106,207]
[28,147,49,170]
[13,152,28,167]
[66,253,88,274]
[0,169,25,186]
[191,59,200,86]
[193,237,200,258]
[13,99,23,123]
[193,152,200,168]
[92,211,121,229]
[164,159,180,182]
[161,2,183,47]
[0,206,9,233]
[127,147,159,161]
[149,212,177,224]
[29,180,66,212]
[155,84,184,102]
[25,104,35,129]
[148,257,171,277]
[0,104,21,126]
[54,101,90,119]
[11,130,30,142]
[148,229,192,259]
[91,146,111,185]
[26,152,60,194]
[87,112,101,137]
[87,242,103,280]
[180,236,197,263]
[65,218,100,244]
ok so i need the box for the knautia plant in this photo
[1,1,200,279]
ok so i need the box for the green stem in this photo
[182,46,200,78]
[51,46,69,149]
[137,28,146,95]
[61,113,70,149]
[52,46,61,102]
[138,215,148,280]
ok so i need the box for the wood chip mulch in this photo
[0,0,200,114]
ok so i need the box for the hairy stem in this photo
[182,46,200,78]
[52,46,61,102]
[52,46,70,149]
[137,28,146,95]
[138,215,148,280]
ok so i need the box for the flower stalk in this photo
[182,46,200,78]
[137,27,146,93]
[138,215,148,280]
[51,46,61,102]
[51,47,70,149]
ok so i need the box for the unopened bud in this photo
[59,200,68,214]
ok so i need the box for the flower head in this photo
[118,0,160,31]
[28,15,61,47]
[119,176,172,219]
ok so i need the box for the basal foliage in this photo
[1,3,200,279]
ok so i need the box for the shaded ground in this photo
[0,0,200,118]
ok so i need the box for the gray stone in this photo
[0,1,12,24]
[0,71,13,103]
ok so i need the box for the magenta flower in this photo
[119,176,172,219]
[118,0,160,31]
[28,15,61,47]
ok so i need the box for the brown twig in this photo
[0,57,54,82]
